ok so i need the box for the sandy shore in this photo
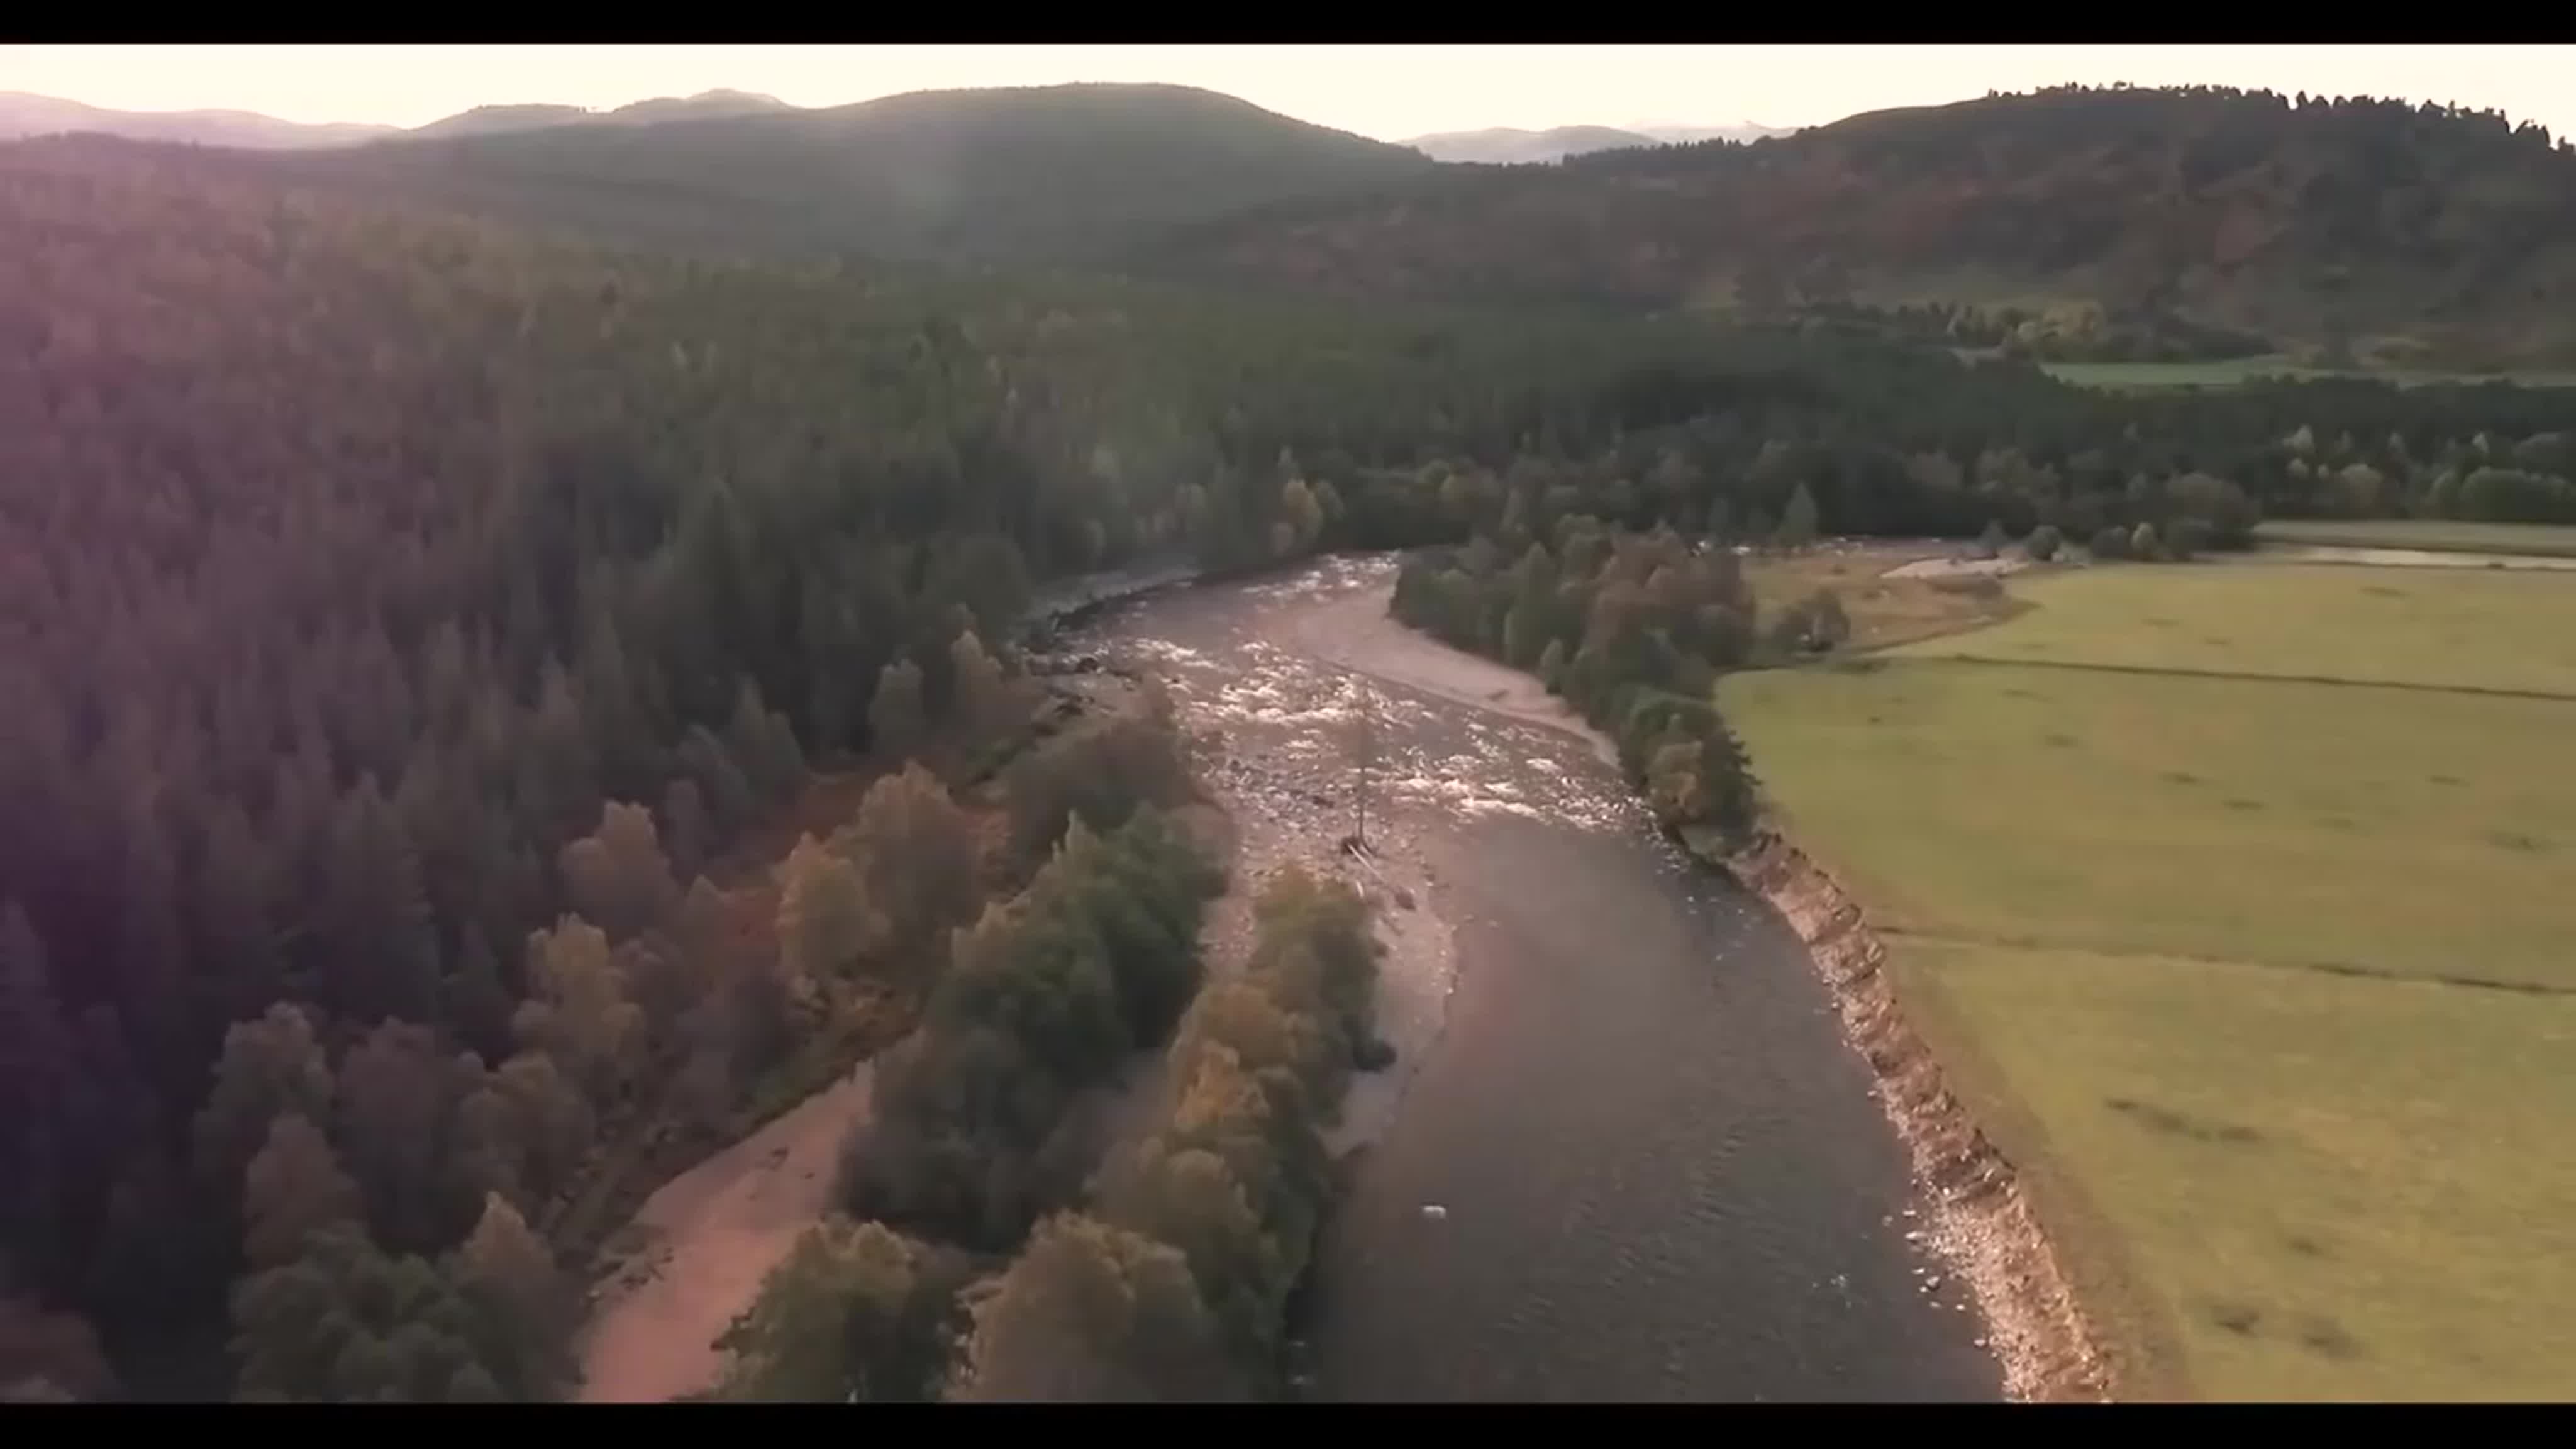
[1728,835,2112,1403]
[1282,584,1616,762]
[575,1063,875,1403]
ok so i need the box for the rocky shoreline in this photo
[1723,830,2114,1404]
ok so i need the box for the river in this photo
[1067,553,2001,1402]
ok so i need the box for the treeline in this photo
[713,755,1224,1402]
[1392,521,1759,850]
[1777,299,2275,365]
[718,862,1383,1401]
[962,867,1382,1400]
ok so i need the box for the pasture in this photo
[1721,560,2576,1399]
[2253,518,2576,559]
[1892,564,2576,697]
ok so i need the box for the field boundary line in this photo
[1903,652,2576,705]
[1880,926,2576,1001]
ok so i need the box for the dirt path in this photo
[575,1063,875,1403]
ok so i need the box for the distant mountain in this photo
[404,90,795,140]
[406,103,596,140]
[248,82,1438,263]
[600,89,795,126]
[0,91,392,149]
[1626,121,1797,146]
[1402,126,1657,165]
[1401,122,1795,165]
[1152,86,2576,367]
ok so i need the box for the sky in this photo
[4,45,2572,141]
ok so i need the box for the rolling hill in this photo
[0,91,393,148]
[1153,86,2576,368]
[249,82,1438,263]
[406,89,796,139]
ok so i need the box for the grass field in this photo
[2043,356,2576,392]
[1743,543,2026,652]
[1894,565,2576,697]
[1721,561,2576,1400]
[2254,518,2576,559]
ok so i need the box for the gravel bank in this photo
[1728,835,2112,1403]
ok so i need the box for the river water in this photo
[1072,555,1999,1403]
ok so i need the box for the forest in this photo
[1160,84,2576,369]
[9,91,2576,1401]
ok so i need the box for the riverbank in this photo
[1316,586,2097,1399]
[1722,832,2112,1402]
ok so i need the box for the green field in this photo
[2255,518,2576,559]
[1895,565,2576,697]
[1722,562,2576,1400]
[2044,356,2576,392]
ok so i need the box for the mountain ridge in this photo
[0,87,806,149]
[0,91,396,148]
[1160,85,2576,367]
[238,82,1440,262]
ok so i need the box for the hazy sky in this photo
[4,45,2572,140]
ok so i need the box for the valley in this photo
[7,53,2576,1405]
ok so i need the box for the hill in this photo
[1152,86,2576,369]
[254,82,1438,262]
[408,90,796,139]
[406,102,596,139]
[1403,125,1658,165]
[0,91,392,148]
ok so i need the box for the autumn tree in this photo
[1097,1140,1281,1372]
[238,1114,363,1271]
[447,1194,574,1401]
[336,1020,467,1253]
[775,835,877,991]
[831,765,981,975]
[230,1226,497,1402]
[192,1005,336,1213]
[949,1213,1235,1402]
[557,801,680,945]
[717,1216,968,1402]
[491,1050,594,1209]
[513,916,645,1108]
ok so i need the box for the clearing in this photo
[1743,541,2028,653]
[1721,558,2576,1399]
